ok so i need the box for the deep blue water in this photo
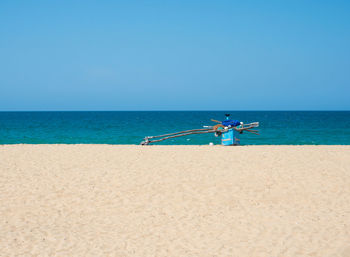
[0,111,349,145]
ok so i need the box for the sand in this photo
[0,145,350,257]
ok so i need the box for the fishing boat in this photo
[141,114,259,145]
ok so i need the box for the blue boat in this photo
[141,114,259,145]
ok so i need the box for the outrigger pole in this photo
[141,128,228,145]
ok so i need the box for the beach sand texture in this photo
[0,145,350,257]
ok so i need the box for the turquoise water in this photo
[0,111,349,145]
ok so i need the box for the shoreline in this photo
[1,144,350,146]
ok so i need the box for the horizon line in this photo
[0,110,349,112]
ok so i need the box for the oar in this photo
[245,129,259,133]
[245,129,259,135]
[211,119,221,123]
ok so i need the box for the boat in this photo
[141,114,259,145]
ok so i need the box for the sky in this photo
[0,0,349,111]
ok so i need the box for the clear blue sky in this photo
[1,0,349,110]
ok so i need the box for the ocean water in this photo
[0,111,349,145]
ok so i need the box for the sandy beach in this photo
[0,145,349,256]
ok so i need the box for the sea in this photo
[0,111,349,145]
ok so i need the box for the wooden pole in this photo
[146,130,219,144]
[148,128,212,139]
